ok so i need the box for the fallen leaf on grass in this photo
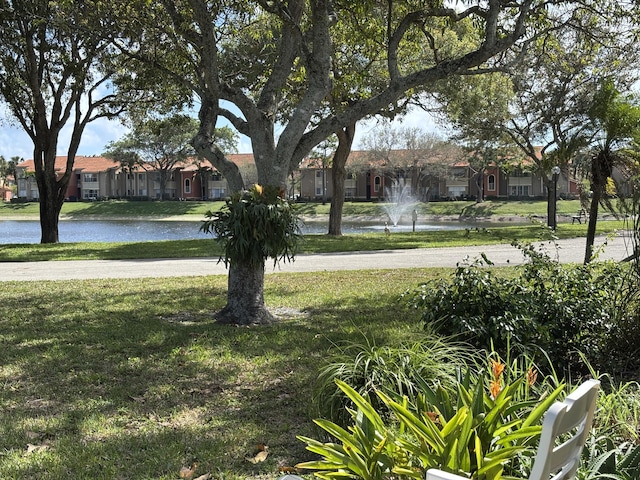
[179,462,198,479]
[278,466,303,474]
[245,444,269,464]
[193,475,212,480]
[25,442,50,454]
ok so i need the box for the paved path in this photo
[0,234,636,281]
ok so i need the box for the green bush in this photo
[298,353,564,480]
[313,335,476,428]
[407,243,634,375]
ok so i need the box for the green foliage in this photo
[298,354,564,480]
[200,184,302,267]
[0,155,18,183]
[407,243,633,374]
[579,435,640,480]
[104,114,197,169]
[313,335,477,428]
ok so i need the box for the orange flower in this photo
[489,379,502,399]
[491,359,505,380]
[425,411,440,424]
[526,367,538,386]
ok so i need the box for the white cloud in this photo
[59,118,130,156]
[353,108,448,150]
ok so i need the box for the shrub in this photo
[312,335,477,428]
[297,353,564,480]
[406,242,633,375]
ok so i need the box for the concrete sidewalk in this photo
[0,234,635,282]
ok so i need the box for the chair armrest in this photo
[426,469,470,480]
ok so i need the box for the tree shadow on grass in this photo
[0,276,422,478]
[62,200,214,218]
[460,201,503,218]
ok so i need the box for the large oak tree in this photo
[115,0,595,325]
[0,0,143,243]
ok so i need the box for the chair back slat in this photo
[529,379,600,480]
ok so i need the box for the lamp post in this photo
[551,166,560,230]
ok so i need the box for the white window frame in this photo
[488,174,496,191]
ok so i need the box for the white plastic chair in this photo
[426,379,600,480]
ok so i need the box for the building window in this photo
[314,169,325,196]
[510,185,530,196]
[211,188,225,198]
[138,173,144,181]
[184,178,191,194]
[83,189,98,200]
[488,174,496,191]
[374,176,381,193]
[83,173,98,183]
[211,172,222,181]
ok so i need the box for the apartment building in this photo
[296,150,578,201]
[15,150,580,203]
[15,154,256,201]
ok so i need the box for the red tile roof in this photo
[17,153,255,174]
[17,156,120,172]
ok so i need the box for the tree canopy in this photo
[104,115,238,199]
[0,0,146,242]
[582,80,640,263]
[112,0,590,190]
[105,0,621,324]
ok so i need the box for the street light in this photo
[552,166,561,230]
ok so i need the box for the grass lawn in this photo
[0,200,636,478]
[0,269,447,480]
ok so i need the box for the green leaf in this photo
[521,384,565,428]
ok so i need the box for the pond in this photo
[0,218,481,244]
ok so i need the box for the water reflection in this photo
[0,219,477,244]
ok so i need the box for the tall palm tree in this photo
[582,80,640,264]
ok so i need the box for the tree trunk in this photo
[215,261,275,325]
[475,169,484,202]
[328,124,355,236]
[584,191,600,264]
[36,165,65,244]
[585,151,611,264]
[39,193,62,243]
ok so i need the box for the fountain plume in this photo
[383,180,415,226]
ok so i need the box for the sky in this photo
[0,107,444,162]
